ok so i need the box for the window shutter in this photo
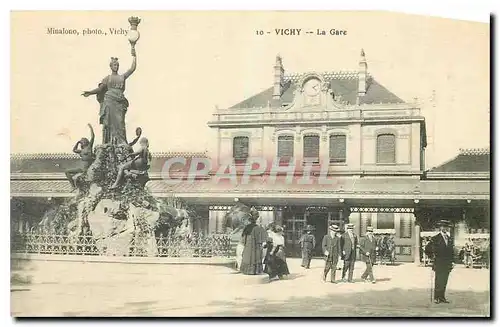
[377,134,396,164]
[233,136,249,161]
[376,212,395,230]
[303,135,320,162]
[329,135,347,163]
[277,135,294,158]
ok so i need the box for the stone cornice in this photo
[208,116,425,128]
[209,105,424,127]
[162,192,490,201]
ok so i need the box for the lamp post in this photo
[128,16,141,52]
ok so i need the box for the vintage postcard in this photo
[10,10,490,317]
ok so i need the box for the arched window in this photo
[376,134,396,164]
[303,134,320,163]
[233,136,249,163]
[277,135,294,164]
[329,134,347,163]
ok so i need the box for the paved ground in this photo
[11,257,490,317]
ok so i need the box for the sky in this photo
[10,11,489,169]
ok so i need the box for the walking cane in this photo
[430,254,436,304]
[430,267,434,303]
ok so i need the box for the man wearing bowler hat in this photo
[425,219,455,304]
[340,223,358,282]
[359,226,377,283]
[299,225,316,269]
[322,224,342,283]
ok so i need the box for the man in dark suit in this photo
[299,225,316,269]
[359,226,377,283]
[425,220,455,304]
[340,223,358,283]
[322,224,341,283]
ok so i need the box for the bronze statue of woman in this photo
[82,48,137,145]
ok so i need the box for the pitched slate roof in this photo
[428,148,490,173]
[230,71,404,109]
[10,151,209,174]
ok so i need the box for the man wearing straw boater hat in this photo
[322,224,342,283]
[340,223,358,282]
[359,226,377,283]
[425,219,454,304]
[299,225,316,269]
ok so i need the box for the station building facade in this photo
[156,51,490,261]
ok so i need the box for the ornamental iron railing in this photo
[11,232,232,258]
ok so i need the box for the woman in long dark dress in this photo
[239,210,267,275]
[264,225,290,281]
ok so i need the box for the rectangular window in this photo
[303,135,320,163]
[277,135,294,164]
[233,136,249,163]
[329,134,347,163]
[377,212,395,230]
[400,214,412,238]
[377,134,396,164]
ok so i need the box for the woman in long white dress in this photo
[235,231,244,270]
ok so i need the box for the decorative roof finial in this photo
[276,53,282,65]
[361,48,365,58]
